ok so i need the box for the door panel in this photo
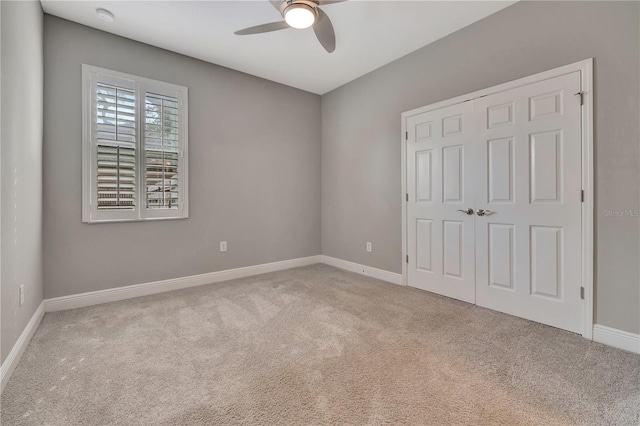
[530,130,562,203]
[443,220,463,278]
[530,226,563,299]
[416,219,433,272]
[474,71,582,333]
[488,137,513,203]
[416,150,433,201]
[443,145,463,202]
[488,223,515,290]
[407,101,475,303]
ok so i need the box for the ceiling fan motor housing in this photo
[280,0,320,17]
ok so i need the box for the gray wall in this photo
[43,16,321,299]
[1,0,44,363]
[321,1,640,333]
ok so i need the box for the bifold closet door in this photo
[406,101,476,304]
[474,72,583,333]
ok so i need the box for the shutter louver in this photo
[95,83,136,210]
[145,93,179,209]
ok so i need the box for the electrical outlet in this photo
[19,285,24,306]
[366,242,372,252]
[220,241,227,252]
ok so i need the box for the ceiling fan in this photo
[234,0,347,53]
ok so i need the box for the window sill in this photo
[83,215,189,224]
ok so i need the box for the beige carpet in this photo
[2,264,639,425]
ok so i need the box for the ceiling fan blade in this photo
[317,0,348,5]
[313,8,336,53]
[234,21,290,35]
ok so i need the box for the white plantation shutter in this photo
[83,65,188,223]
[95,84,137,210]
[144,93,180,209]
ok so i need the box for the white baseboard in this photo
[45,255,322,312]
[320,255,403,286]
[1,301,45,393]
[44,255,401,313]
[593,324,640,354]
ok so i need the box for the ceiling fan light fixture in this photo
[284,4,316,29]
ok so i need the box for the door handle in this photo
[457,208,474,215]
[476,209,495,216]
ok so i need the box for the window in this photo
[82,65,188,223]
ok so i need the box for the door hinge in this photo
[575,91,584,106]
[580,287,585,300]
[581,190,584,202]
[406,255,409,264]
[405,131,408,140]
[406,193,409,202]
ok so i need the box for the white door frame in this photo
[401,59,594,339]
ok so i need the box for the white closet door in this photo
[406,101,476,303]
[474,71,583,333]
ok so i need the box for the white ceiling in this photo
[41,0,515,94]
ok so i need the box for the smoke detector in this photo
[96,8,114,23]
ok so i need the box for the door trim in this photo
[401,58,594,339]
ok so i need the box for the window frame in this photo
[82,64,189,223]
